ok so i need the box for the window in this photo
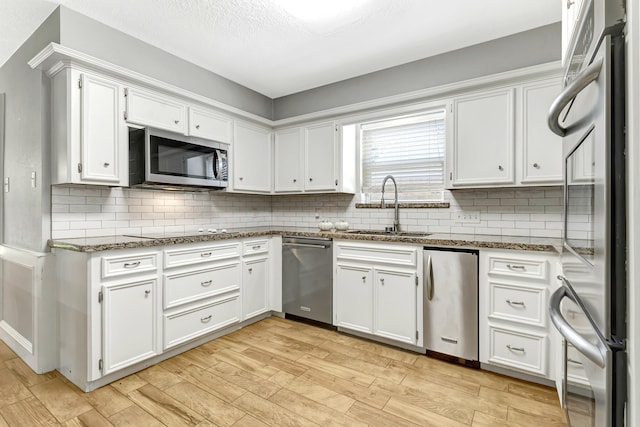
[360,110,446,201]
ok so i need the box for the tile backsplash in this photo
[51,185,563,239]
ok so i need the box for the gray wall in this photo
[58,7,273,119]
[0,9,60,251]
[273,23,561,120]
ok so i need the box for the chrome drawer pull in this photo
[568,358,583,365]
[201,280,213,287]
[507,345,525,352]
[506,300,526,306]
[200,252,212,257]
[144,290,151,295]
[507,264,526,271]
[441,336,458,344]
[124,261,140,268]
[252,245,262,250]
[201,315,212,322]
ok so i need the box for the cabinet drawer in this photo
[243,239,269,256]
[488,327,547,376]
[164,243,241,269]
[164,262,241,309]
[164,295,240,349]
[489,282,547,327]
[101,252,158,279]
[488,256,548,281]
[336,243,417,267]
[566,343,589,386]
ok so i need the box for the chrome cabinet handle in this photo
[174,119,180,124]
[195,124,200,129]
[293,179,297,183]
[200,252,212,257]
[567,0,575,9]
[309,177,313,182]
[498,165,504,171]
[507,264,526,271]
[201,280,212,287]
[201,315,212,322]
[124,261,140,268]
[533,163,540,169]
[144,289,151,295]
[549,276,606,368]
[239,177,243,181]
[248,268,253,273]
[506,300,525,306]
[507,345,525,352]
[252,245,261,250]
[425,255,434,301]
[362,276,366,282]
[380,278,385,285]
[548,57,604,137]
[103,162,110,167]
[441,336,458,344]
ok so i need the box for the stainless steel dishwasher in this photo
[282,237,333,324]
[423,246,478,363]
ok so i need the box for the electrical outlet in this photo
[454,211,480,223]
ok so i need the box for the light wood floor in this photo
[0,317,567,426]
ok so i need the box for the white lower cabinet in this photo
[479,249,558,380]
[55,237,274,391]
[335,264,374,333]
[334,241,422,347]
[102,278,159,375]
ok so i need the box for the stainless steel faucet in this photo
[381,174,400,233]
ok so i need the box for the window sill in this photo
[355,202,450,209]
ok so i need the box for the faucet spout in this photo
[381,175,400,233]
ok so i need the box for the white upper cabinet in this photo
[305,121,338,191]
[51,68,128,186]
[449,88,516,187]
[273,121,355,194]
[520,79,563,184]
[188,107,233,144]
[562,0,585,67]
[274,127,304,192]
[125,87,187,134]
[231,120,272,193]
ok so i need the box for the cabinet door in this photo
[305,122,337,191]
[374,269,417,345]
[274,128,304,192]
[521,80,563,184]
[80,74,123,184]
[451,88,515,187]
[233,121,272,193]
[188,107,232,143]
[102,279,158,375]
[335,264,373,332]
[242,256,269,320]
[125,87,187,133]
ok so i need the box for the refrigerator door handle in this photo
[549,284,606,368]
[424,255,434,301]
[548,56,603,137]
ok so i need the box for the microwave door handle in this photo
[216,151,224,181]
[549,285,606,368]
[548,56,604,137]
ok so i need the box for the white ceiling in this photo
[1,0,560,98]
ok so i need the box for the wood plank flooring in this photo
[0,317,567,426]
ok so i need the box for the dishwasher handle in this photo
[424,255,434,301]
[283,242,331,249]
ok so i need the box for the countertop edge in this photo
[49,229,561,254]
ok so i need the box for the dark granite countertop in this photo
[49,227,561,253]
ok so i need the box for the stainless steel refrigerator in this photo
[423,247,478,362]
[547,0,627,425]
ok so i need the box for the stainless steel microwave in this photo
[129,127,229,190]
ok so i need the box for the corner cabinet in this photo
[334,241,422,347]
[230,120,272,193]
[51,68,128,186]
[273,121,356,194]
[449,88,516,187]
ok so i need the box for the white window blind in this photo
[361,111,445,200]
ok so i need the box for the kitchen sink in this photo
[342,230,431,238]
